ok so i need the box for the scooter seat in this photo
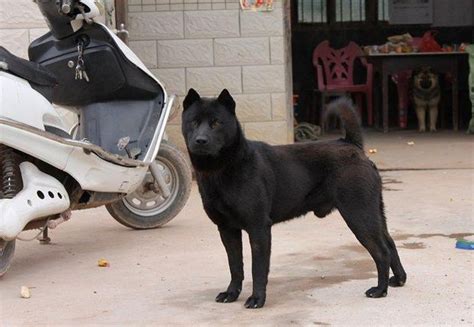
[0,46,57,102]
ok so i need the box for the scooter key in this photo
[82,69,90,82]
[75,63,83,80]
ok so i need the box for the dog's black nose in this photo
[195,136,209,145]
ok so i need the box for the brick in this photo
[142,5,156,11]
[198,3,212,10]
[226,3,240,9]
[244,121,289,144]
[170,4,185,10]
[233,94,272,122]
[129,41,158,68]
[0,29,29,59]
[151,68,186,96]
[243,65,285,93]
[0,0,47,29]
[156,4,171,11]
[128,5,142,12]
[240,9,284,36]
[271,93,289,121]
[167,96,185,125]
[186,67,242,95]
[270,37,284,64]
[184,10,239,38]
[128,12,184,40]
[165,124,187,153]
[158,39,213,68]
[214,37,269,66]
[184,3,198,10]
[212,3,226,9]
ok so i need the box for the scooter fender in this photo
[0,162,70,241]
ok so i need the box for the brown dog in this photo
[412,66,441,132]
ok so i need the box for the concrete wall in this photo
[127,0,294,149]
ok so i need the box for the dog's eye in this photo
[210,120,220,129]
[191,120,199,128]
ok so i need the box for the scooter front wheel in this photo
[106,142,192,229]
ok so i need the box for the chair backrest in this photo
[312,41,363,87]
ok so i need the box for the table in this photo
[366,52,468,132]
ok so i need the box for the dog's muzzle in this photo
[420,78,433,89]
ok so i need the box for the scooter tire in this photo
[106,142,192,229]
[0,240,16,277]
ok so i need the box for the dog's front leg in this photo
[215,226,244,303]
[245,226,272,309]
[415,105,426,132]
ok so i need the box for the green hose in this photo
[294,122,321,142]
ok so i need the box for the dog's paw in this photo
[418,127,426,132]
[430,127,437,132]
[389,275,407,287]
[244,294,266,309]
[365,287,387,298]
[215,290,241,303]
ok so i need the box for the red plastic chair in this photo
[313,41,373,131]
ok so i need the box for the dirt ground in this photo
[1,131,473,326]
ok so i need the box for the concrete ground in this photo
[1,131,473,326]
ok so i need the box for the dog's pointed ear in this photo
[217,89,235,115]
[183,88,201,111]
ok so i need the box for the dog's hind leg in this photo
[385,232,407,287]
[215,226,244,303]
[379,196,407,287]
[338,205,391,298]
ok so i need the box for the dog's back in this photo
[248,98,376,222]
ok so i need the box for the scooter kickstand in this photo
[38,227,51,245]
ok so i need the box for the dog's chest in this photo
[413,85,440,103]
[197,176,253,229]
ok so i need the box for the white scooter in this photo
[0,0,192,276]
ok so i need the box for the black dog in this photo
[181,89,406,309]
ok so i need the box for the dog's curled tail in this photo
[326,97,364,149]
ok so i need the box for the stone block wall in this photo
[0,0,49,58]
[0,0,294,150]
[128,0,294,149]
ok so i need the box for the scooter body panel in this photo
[0,162,70,240]
[0,121,148,193]
[0,71,66,131]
